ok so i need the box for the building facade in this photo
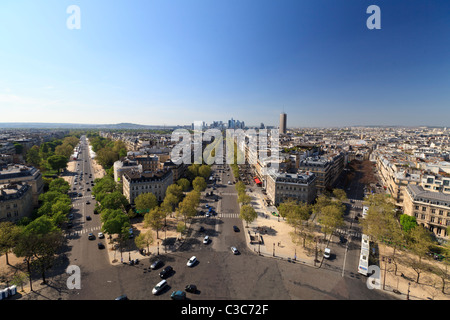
[0,183,33,223]
[297,153,344,194]
[122,169,173,205]
[404,184,450,241]
[265,171,316,206]
[0,165,43,207]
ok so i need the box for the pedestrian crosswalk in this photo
[335,227,362,238]
[66,226,101,238]
[196,213,240,219]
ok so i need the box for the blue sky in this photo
[0,0,449,127]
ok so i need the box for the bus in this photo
[358,234,370,276]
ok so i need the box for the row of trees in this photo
[235,181,257,226]
[26,135,80,175]
[0,178,72,290]
[361,194,449,292]
[138,184,201,244]
[87,134,127,171]
[279,192,345,250]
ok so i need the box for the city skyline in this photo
[0,0,449,127]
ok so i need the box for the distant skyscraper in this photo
[279,112,287,134]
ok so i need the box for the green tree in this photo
[198,165,212,179]
[47,155,68,173]
[143,207,165,239]
[400,214,417,233]
[177,190,200,226]
[0,222,21,265]
[240,205,257,227]
[176,178,190,192]
[101,209,130,236]
[101,191,129,211]
[165,184,184,203]
[192,176,207,192]
[407,225,434,283]
[238,192,252,206]
[134,230,154,254]
[332,188,347,201]
[26,145,41,168]
[135,192,158,215]
[49,178,70,194]
[16,215,65,285]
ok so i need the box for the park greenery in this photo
[25,135,80,176]
[0,177,71,290]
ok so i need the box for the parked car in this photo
[233,225,240,232]
[98,232,104,239]
[86,215,91,221]
[231,247,239,255]
[98,242,105,249]
[152,279,167,295]
[187,256,197,267]
[150,260,163,270]
[185,284,197,293]
[203,236,209,244]
[88,233,95,240]
[171,290,186,300]
[324,248,331,259]
[115,294,128,300]
[159,266,173,279]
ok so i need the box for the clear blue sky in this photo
[0,0,449,127]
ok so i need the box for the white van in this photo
[152,279,167,295]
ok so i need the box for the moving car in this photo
[187,256,197,267]
[88,233,95,240]
[233,226,240,232]
[98,232,104,239]
[152,280,167,295]
[98,242,105,249]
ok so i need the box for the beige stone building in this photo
[0,183,33,223]
[297,153,344,194]
[266,171,317,206]
[122,169,173,204]
[403,184,450,241]
[0,165,43,207]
